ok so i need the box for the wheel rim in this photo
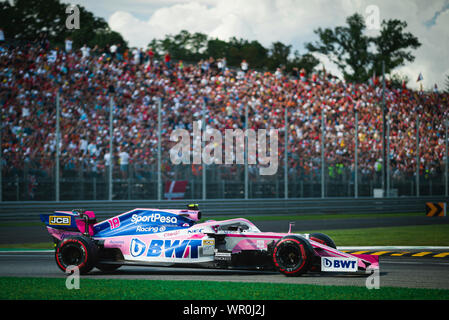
[277,242,302,269]
[61,244,84,266]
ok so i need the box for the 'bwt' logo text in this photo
[323,258,332,268]
[170,121,279,175]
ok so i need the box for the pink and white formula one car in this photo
[40,205,379,276]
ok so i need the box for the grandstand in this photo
[0,40,448,201]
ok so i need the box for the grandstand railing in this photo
[1,196,448,221]
[1,160,445,201]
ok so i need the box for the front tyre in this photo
[308,233,336,272]
[55,236,98,274]
[272,235,313,277]
[309,233,336,249]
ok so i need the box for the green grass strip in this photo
[302,224,449,246]
[200,212,423,222]
[1,277,448,300]
[0,243,54,250]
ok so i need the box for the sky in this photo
[64,0,449,90]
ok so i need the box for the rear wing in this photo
[40,210,96,236]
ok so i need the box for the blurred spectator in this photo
[241,59,248,73]
[80,44,90,59]
[0,40,447,187]
[110,43,117,58]
[38,32,49,50]
[104,151,111,173]
[132,47,141,65]
[164,52,171,68]
[147,47,154,65]
[119,147,130,179]
[65,38,72,53]
[299,68,306,81]
[116,43,123,61]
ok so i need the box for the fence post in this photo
[93,175,96,200]
[381,61,387,196]
[416,115,420,197]
[284,105,288,199]
[444,119,449,197]
[354,110,358,198]
[56,91,60,202]
[16,175,19,201]
[387,114,390,197]
[79,163,84,200]
[128,164,132,200]
[202,99,206,200]
[321,107,325,199]
[245,102,248,199]
[108,95,114,201]
[0,99,2,202]
[222,179,225,199]
[157,98,162,201]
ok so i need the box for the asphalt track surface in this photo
[1,251,449,290]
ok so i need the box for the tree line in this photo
[2,0,438,87]
[148,30,320,75]
[0,0,126,51]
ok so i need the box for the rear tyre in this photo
[272,235,313,277]
[55,236,98,274]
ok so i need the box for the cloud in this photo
[107,1,354,48]
[102,0,448,90]
[388,0,449,89]
[108,11,150,48]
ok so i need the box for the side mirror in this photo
[288,222,295,234]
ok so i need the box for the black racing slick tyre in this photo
[308,233,337,273]
[272,235,314,277]
[309,233,337,249]
[55,236,98,274]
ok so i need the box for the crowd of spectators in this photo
[0,39,447,189]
